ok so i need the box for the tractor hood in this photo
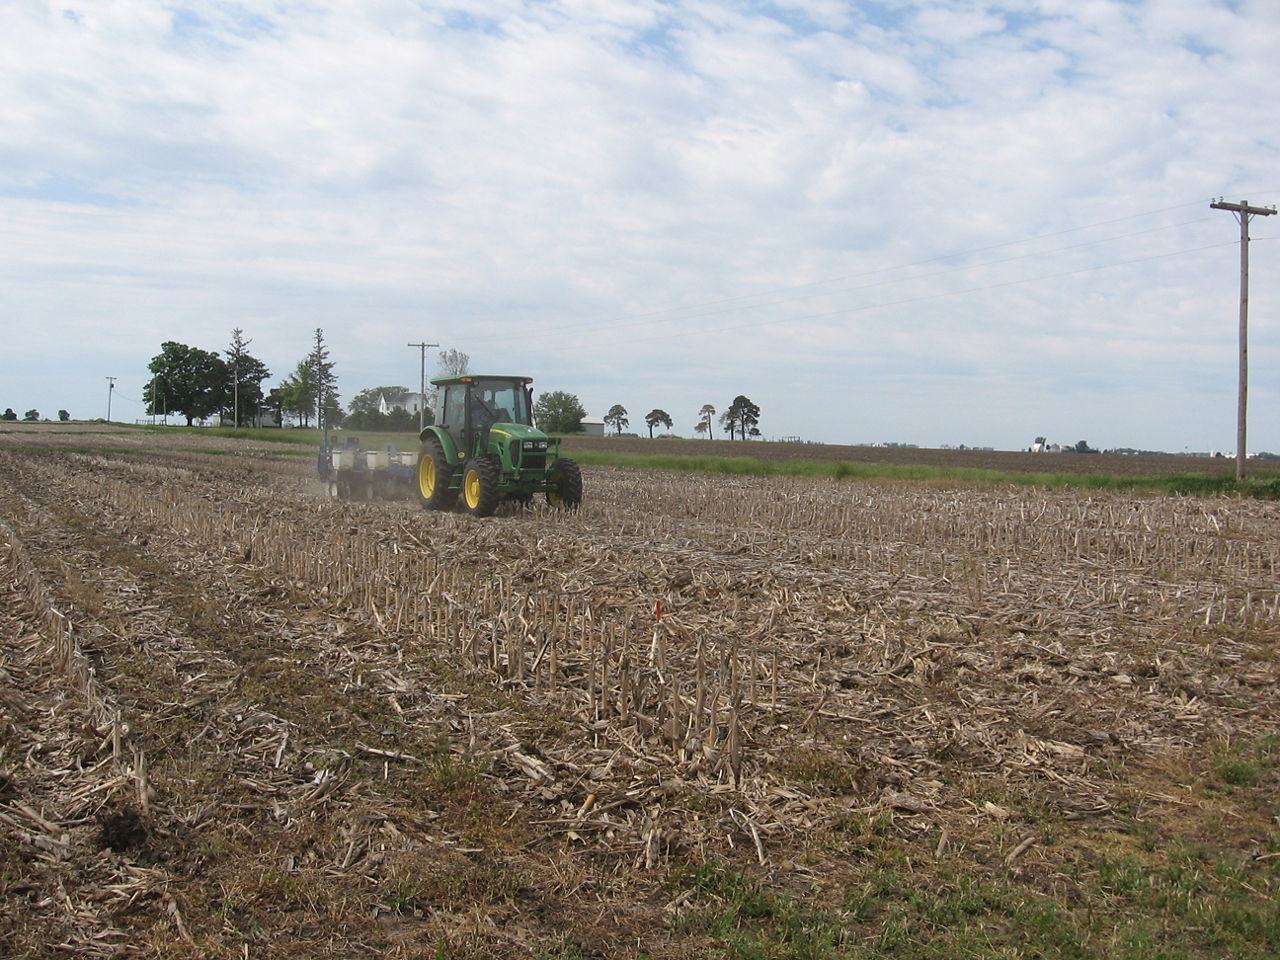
[488,422,551,445]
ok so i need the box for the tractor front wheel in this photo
[416,438,458,511]
[463,457,501,517]
[546,458,583,510]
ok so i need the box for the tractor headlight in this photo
[522,440,549,452]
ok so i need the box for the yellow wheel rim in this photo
[464,468,481,508]
[419,456,436,498]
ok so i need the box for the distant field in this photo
[563,435,1280,480]
[6,422,1277,486]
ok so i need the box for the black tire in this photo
[463,457,501,517]
[546,458,583,510]
[416,438,458,511]
[335,470,353,501]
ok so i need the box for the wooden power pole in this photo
[407,341,439,432]
[1211,198,1276,481]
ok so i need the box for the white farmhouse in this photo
[378,390,428,419]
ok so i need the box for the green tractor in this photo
[415,375,583,517]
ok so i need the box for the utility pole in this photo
[1211,198,1276,481]
[231,330,251,429]
[105,376,116,422]
[407,340,439,432]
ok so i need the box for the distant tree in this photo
[58,410,70,422]
[23,409,39,422]
[1072,440,1098,454]
[307,328,341,428]
[278,361,316,428]
[718,409,734,440]
[534,391,586,434]
[2,408,17,421]
[693,420,708,438]
[732,399,747,440]
[264,386,285,428]
[605,404,629,436]
[436,349,470,379]
[226,328,271,427]
[737,396,761,438]
[719,395,760,440]
[145,342,226,426]
[645,409,673,438]
[386,406,417,431]
[699,404,716,439]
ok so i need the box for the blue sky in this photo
[2,0,1278,452]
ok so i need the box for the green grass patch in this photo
[133,424,327,445]
[670,861,844,959]
[665,837,1280,960]
[568,449,1280,498]
[1212,734,1280,790]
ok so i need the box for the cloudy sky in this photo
[2,0,1278,452]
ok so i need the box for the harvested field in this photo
[3,422,1279,958]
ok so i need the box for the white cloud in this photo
[0,0,1277,451]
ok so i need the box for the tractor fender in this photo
[418,424,461,463]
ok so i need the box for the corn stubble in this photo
[1,428,1278,958]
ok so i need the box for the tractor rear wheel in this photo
[546,458,582,510]
[416,438,457,510]
[463,457,501,517]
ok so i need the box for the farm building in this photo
[378,390,428,419]
[580,416,605,437]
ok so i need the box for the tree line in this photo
[143,328,340,428]
[143,335,475,430]
[136,329,766,438]
[531,394,761,439]
[3,408,71,422]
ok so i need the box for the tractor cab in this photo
[431,376,534,456]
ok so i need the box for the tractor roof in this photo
[430,375,533,387]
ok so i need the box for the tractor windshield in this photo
[469,379,531,427]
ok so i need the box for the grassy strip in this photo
[567,449,1280,498]
[146,425,427,449]
[133,424,328,445]
[667,844,1280,960]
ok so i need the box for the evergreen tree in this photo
[226,328,271,426]
[644,409,673,438]
[605,404,629,436]
[307,328,341,427]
